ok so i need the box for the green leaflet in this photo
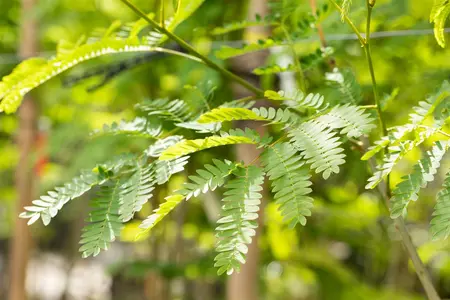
[138,194,185,236]
[197,107,295,125]
[264,89,326,110]
[20,170,100,226]
[119,162,155,222]
[390,141,449,218]
[136,99,192,123]
[138,159,238,238]
[179,159,240,200]
[325,68,363,105]
[214,166,265,275]
[20,154,135,226]
[215,39,284,60]
[79,182,123,258]
[159,135,258,161]
[288,120,346,179]
[315,105,376,138]
[430,0,450,47]
[362,80,450,162]
[261,143,314,228]
[431,171,450,240]
[92,117,163,138]
[155,156,190,185]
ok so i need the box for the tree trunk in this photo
[8,0,38,299]
[226,1,269,300]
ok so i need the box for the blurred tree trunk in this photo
[8,0,38,299]
[226,1,269,300]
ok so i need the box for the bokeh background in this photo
[0,0,450,299]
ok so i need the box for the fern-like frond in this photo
[325,68,362,104]
[138,194,185,234]
[179,159,240,200]
[20,154,135,225]
[264,89,326,110]
[214,166,265,275]
[145,136,185,158]
[288,121,345,179]
[197,107,295,125]
[79,182,122,258]
[261,143,314,228]
[390,141,449,218]
[136,99,192,123]
[315,105,376,138]
[119,162,155,222]
[138,159,238,237]
[20,171,102,225]
[92,117,162,138]
[215,39,284,60]
[363,81,450,161]
[159,135,258,161]
[155,156,190,184]
[430,0,450,47]
[431,171,450,240]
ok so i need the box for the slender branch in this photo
[281,25,307,92]
[120,0,264,96]
[364,1,441,299]
[327,0,366,45]
[152,47,204,63]
[329,1,442,298]
[364,2,387,136]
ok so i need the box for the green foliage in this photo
[264,89,326,110]
[365,81,450,188]
[430,0,450,47]
[289,120,346,179]
[0,0,206,113]
[316,105,376,138]
[20,170,101,225]
[159,135,258,161]
[178,159,240,200]
[80,182,123,258]
[138,194,185,234]
[197,106,295,125]
[93,117,162,138]
[6,0,450,288]
[214,165,264,275]
[119,162,155,222]
[431,171,450,240]
[390,141,449,218]
[20,154,135,225]
[136,98,192,123]
[326,68,363,104]
[261,143,313,228]
[254,47,334,75]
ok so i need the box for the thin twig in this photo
[120,0,264,97]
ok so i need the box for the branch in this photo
[119,0,264,97]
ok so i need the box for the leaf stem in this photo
[327,0,366,45]
[281,25,307,92]
[120,0,264,97]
